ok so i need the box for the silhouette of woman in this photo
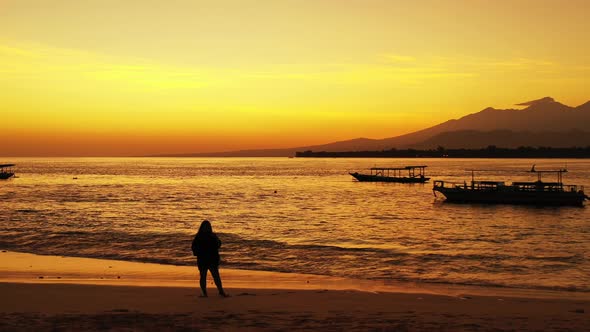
[191,220,228,297]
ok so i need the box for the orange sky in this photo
[1,0,589,156]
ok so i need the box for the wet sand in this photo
[1,251,588,331]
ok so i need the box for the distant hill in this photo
[410,129,590,149]
[349,97,590,150]
[152,97,590,157]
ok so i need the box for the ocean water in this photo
[1,157,589,293]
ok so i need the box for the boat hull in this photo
[350,172,429,183]
[433,187,586,206]
[0,172,14,180]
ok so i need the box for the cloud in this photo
[1,41,586,96]
[515,97,554,106]
[482,57,554,69]
[0,45,40,58]
[0,41,481,89]
[0,41,218,90]
[381,54,417,63]
[429,55,558,72]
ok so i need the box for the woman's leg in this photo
[198,265,208,297]
[209,265,227,296]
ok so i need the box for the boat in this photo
[0,164,15,180]
[433,167,588,206]
[350,165,429,183]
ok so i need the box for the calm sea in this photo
[1,158,589,292]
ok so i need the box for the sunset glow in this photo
[1,0,589,156]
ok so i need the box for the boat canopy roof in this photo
[0,164,15,168]
[474,181,505,185]
[512,181,563,186]
[466,168,568,174]
[370,165,427,170]
[531,169,568,174]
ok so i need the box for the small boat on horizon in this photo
[350,165,430,183]
[0,164,16,180]
[433,167,589,206]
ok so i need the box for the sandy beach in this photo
[1,251,588,331]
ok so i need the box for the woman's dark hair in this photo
[198,219,213,235]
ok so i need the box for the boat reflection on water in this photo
[433,166,589,206]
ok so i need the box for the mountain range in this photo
[154,97,590,157]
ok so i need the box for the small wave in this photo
[16,209,39,214]
[524,254,583,263]
[372,276,590,294]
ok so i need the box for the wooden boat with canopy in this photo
[0,164,15,180]
[350,165,429,183]
[433,166,588,206]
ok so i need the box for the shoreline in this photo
[1,251,588,331]
[1,251,588,300]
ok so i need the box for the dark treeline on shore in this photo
[295,146,590,158]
